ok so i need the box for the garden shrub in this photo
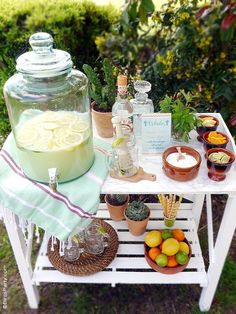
[97,0,236,135]
[0,0,118,137]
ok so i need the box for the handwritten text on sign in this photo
[141,113,171,153]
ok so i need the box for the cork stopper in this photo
[117,75,128,86]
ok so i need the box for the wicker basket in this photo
[47,219,119,276]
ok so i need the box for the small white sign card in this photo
[141,113,171,154]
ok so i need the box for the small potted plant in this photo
[125,200,150,236]
[159,90,201,142]
[82,58,118,138]
[105,194,130,221]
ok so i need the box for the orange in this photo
[172,229,185,242]
[148,247,161,261]
[167,255,178,267]
[207,132,226,144]
[159,242,163,251]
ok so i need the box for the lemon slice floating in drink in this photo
[16,110,90,152]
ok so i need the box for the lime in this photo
[179,242,190,255]
[112,137,125,148]
[176,251,189,265]
[71,235,80,244]
[145,230,162,248]
[162,238,180,256]
[155,253,168,267]
[161,229,173,240]
[96,226,106,235]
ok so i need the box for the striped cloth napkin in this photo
[0,133,110,241]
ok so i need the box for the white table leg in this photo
[199,195,236,312]
[192,194,205,229]
[4,212,39,309]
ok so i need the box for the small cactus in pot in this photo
[125,201,150,236]
[105,194,129,221]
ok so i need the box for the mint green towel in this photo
[0,133,110,241]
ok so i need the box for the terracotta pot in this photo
[91,102,113,138]
[105,195,130,221]
[196,115,219,142]
[124,207,150,236]
[162,146,201,182]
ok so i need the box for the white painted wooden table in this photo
[2,113,236,311]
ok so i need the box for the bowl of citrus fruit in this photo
[144,229,191,274]
[202,131,229,153]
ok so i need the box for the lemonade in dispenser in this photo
[3,32,94,182]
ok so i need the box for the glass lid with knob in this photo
[4,32,94,183]
[16,32,73,77]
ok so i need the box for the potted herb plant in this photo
[105,194,129,221]
[82,58,117,138]
[159,90,201,142]
[125,200,150,236]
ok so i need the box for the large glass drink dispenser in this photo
[3,32,94,183]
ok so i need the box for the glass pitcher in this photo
[3,32,94,183]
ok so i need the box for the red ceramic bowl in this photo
[162,146,201,181]
[196,115,219,142]
[202,131,229,153]
[144,238,191,274]
[206,147,235,181]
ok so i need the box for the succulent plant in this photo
[82,58,117,112]
[106,194,128,206]
[125,201,149,221]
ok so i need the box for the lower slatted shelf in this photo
[32,203,207,287]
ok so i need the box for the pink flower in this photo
[229,114,236,126]
[221,13,236,30]
[195,6,211,19]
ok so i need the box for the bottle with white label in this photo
[130,80,154,141]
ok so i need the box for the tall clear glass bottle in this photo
[130,80,154,141]
[112,75,134,146]
[112,75,133,125]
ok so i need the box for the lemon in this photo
[162,238,180,256]
[145,230,162,248]
[16,127,39,147]
[179,242,190,255]
[16,110,90,152]
[69,121,89,133]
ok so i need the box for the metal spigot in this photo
[48,168,59,192]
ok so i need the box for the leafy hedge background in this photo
[0,0,117,137]
[96,0,236,135]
